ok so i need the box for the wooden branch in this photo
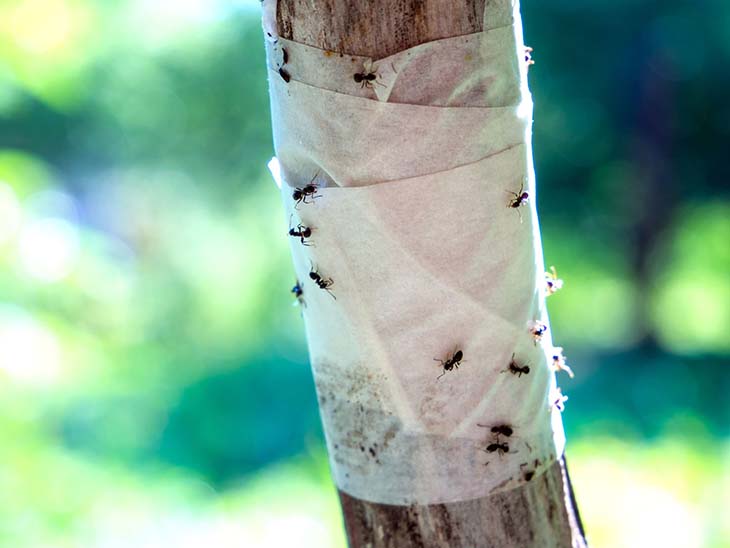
[278,0,487,58]
[274,1,588,546]
[340,457,583,548]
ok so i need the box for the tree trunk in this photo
[266,0,588,546]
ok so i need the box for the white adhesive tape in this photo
[266,0,567,505]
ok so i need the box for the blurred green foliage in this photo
[0,0,728,546]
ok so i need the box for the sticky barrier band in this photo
[264,0,567,505]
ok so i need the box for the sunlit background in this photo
[0,0,728,546]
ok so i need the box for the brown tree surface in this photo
[271,1,588,546]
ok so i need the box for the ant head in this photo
[308,271,318,280]
[292,189,302,200]
[454,350,463,361]
[520,191,529,200]
[523,366,531,373]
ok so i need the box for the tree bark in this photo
[274,1,588,546]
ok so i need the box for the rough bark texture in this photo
[278,0,487,58]
[339,457,584,548]
[276,1,588,546]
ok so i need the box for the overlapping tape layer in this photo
[265,0,566,505]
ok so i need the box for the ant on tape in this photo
[293,172,322,208]
[503,353,530,377]
[309,265,336,300]
[507,181,530,222]
[478,423,514,443]
[435,349,464,380]
[288,215,313,246]
[483,424,514,439]
[484,441,510,456]
[353,60,384,89]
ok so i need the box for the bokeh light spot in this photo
[18,217,80,282]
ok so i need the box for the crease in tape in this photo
[268,77,534,188]
[264,0,567,505]
[265,27,522,107]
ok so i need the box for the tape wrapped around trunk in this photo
[264,0,567,505]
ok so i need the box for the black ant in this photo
[353,60,383,89]
[484,442,510,456]
[309,266,336,299]
[278,67,291,83]
[478,424,514,439]
[288,216,313,246]
[506,182,529,222]
[282,47,289,65]
[292,172,322,208]
[435,349,464,380]
[291,280,305,307]
[503,353,530,377]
